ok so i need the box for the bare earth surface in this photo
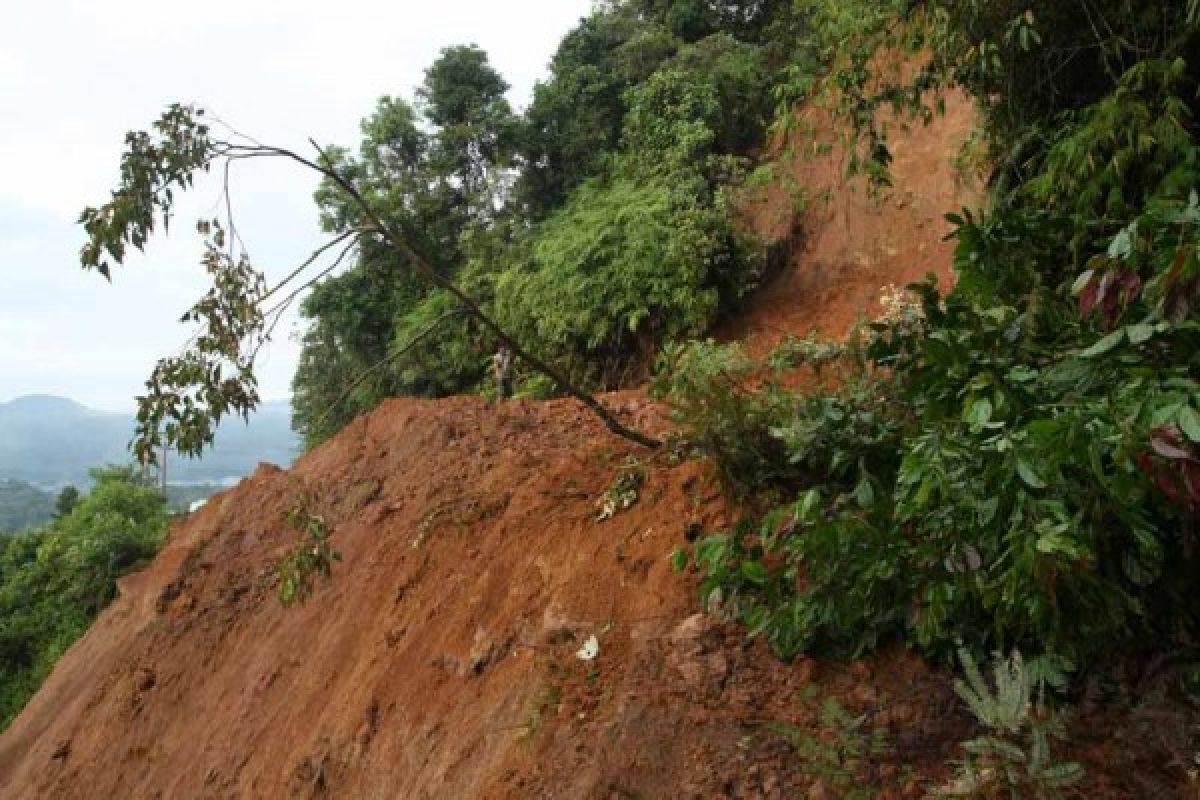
[0,395,963,799]
[0,89,1187,799]
[726,87,979,355]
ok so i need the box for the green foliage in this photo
[651,340,797,493]
[765,697,892,800]
[517,4,653,217]
[661,0,1200,672]
[943,649,1083,799]
[667,34,770,153]
[78,103,212,280]
[53,486,80,520]
[495,173,750,388]
[0,467,167,728]
[136,220,265,463]
[631,0,789,45]
[77,105,266,466]
[289,2,808,444]
[417,45,519,219]
[275,502,341,607]
[292,47,517,444]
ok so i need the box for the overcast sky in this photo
[0,0,592,412]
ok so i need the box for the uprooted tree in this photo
[79,103,662,463]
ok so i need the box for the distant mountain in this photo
[0,395,299,488]
[0,479,55,533]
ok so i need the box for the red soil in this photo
[726,87,980,356]
[0,396,964,799]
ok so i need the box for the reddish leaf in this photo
[1151,433,1193,461]
[1079,280,1100,317]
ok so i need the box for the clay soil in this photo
[1,88,1194,799]
[725,85,979,356]
[0,395,967,799]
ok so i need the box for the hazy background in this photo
[0,0,593,412]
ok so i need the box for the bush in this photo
[0,467,167,728]
[495,174,753,388]
[651,340,798,494]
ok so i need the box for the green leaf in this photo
[1006,366,1038,383]
[739,560,768,586]
[1017,457,1046,489]
[965,397,993,431]
[1079,329,1125,358]
[854,477,875,508]
[670,547,689,572]
[1180,406,1200,443]
[1126,323,1155,345]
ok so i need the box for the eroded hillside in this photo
[0,395,966,799]
[0,72,994,798]
[729,86,979,354]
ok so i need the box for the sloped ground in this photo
[0,395,966,799]
[727,87,979,356]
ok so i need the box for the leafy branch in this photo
[79,104,661,463]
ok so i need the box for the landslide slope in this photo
[728,85,979,355]
[0,89,982,800]
[0,396,958,799]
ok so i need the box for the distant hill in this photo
[0,480,55,533]
[0,395,299,488]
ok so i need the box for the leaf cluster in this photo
[275,501,341,607]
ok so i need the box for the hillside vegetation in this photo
[290,3,804,445]
[0,467,167,727]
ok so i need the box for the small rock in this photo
[850,684,877,708]
[540,605,583,645]
[135,667,156,692]
[670,613,713,647]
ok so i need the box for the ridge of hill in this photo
[0,395,299,488]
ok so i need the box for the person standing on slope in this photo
[493,343,514,399]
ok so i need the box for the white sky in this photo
[0,0,593,412]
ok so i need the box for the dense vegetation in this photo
[661,0,1200,671]
[0,467,167,728]
[289,3,809,446]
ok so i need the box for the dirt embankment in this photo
[0,83,993,800]
[727,87,980,356]
[0,395,964,799]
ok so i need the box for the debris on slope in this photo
[728,87,980,356]
[0,394,967,799]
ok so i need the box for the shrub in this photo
[941,649,1083,799]
[275,504,341,607]
[495,175,753,388]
